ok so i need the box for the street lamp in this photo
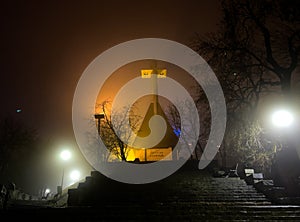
[60,150,71,161]
[59,150,71,193]
[271,109,294,128]
[44,188,51,198]
[45,188,51,195]
[94,113,105,134]
[269,107,300,193]
[269,109,295,153]
[70,170,81,182]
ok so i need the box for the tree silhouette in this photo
[166,100,207,160]
[193,0,300,172]
[195,0,300,96]
[0,117,37,181]
[96,101,141,161]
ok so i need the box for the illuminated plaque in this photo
[146,147,172,161]
[141,69,153,78]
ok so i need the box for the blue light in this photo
[173,128,181,137]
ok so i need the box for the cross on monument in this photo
[141,66,167,115]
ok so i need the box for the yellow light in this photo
[157,69,167,78]
[141,69,153,78]
[141,69,167,78]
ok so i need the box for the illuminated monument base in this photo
[107,102,178,162]
[126,147,173,162]
[129,101,178,162]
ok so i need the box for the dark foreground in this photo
[1,161,300,221]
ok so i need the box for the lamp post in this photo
[94,113,105,134]
[59,150,71,193]
[270,108,300,193]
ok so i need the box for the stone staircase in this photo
[64,161,300,221]
[2,161,300,221]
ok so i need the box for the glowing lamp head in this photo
[60,150,71,161]
[70,170,81,181]
[271,110,294,128]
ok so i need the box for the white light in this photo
[45,188,51,195]
[70,170,80,181]
[272,110,294,128]
[60,150,71,161]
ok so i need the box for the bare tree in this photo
[96,101,141,161]
[165,99,208,160]
[192,0,300,171]
[194,0,300,96]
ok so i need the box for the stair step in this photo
[65,167,300,220]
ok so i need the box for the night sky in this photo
[1,0,220,141]
[0,1,221,193]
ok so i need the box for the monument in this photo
[129,66,179,162]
